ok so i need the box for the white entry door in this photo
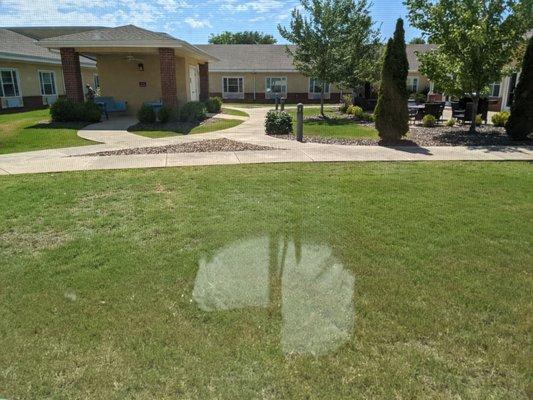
[189,65,200,101]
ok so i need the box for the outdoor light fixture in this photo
[138,63,144,71]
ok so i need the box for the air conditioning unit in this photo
[42,95,58,105]
[0,97,23,109]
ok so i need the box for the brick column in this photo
[199,62,209,102]
[159,48,178,108]
[60,48,84,103]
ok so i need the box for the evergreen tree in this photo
[506,36,533,140]
[374,19,409,141]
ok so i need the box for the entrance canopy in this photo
[38,25,218,109]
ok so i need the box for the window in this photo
[222,77,244,99]
[265,77,287,99]
[39,71,56,96]
[309,78,330,100]
[0,68,20,98]
[93,74,100,89]
[309,78,330,94]
[490,82,501,97]
[407,77,419,92]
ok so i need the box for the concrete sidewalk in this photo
[0,106,531,176]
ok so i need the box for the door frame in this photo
[189,65,200,102]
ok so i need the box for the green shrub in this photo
[180,101,206,122]
[361,112,375,122]
[475,114,483,126]
[339,94,352,113]
[445,118,456,127]
[347,105,364,117]
[204,97,222,113]
[137,105,156,124]
[50,98,101,123]
[265,110,293,134]
[81,101,102,123]
[491,111,510,127]
[158,106,175,123]
[422,114,436,127]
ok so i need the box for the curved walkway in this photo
[0,106,531,175]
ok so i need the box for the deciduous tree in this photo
[208,31,277,44]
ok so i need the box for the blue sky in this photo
[0,0,422,44]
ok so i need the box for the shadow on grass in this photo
[25,122,89,130]
[378,139,433,155]
[128,121,200,135]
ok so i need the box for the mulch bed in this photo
[271,125,532,147]
[79,138,278,156]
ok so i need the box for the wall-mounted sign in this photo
[139,82,147,87]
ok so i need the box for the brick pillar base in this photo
[60,48,84,103]
[159,48,178,108]
[199,62,209,102]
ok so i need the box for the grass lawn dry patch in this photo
[129,117,243,139]
[0,162,531,399]
[0,109,95,154]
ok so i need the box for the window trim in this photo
[0,67,22,98]
[308,78,331,100]
[38,69,57,96]
[407,76,419,92]
[490,82,501,98]
[265,76,288,99]
[221,76,244,99]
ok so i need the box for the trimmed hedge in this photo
[205,97,222,113]
[137,105,156,124]
[50,98,101,123]
[158,106,175,123]
[180,101,206,122]
[491,111,510,127]
[265,110,293,134]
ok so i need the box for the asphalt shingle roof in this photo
[197,44,436,73]
[0,28,95,66]
[4,26,103,40]
[38,25,182,44]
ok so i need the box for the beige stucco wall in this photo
[97,53,203,113]
[407,72,430,92]
[0,60,95,98]
[208,72,344,95]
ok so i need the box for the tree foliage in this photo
[278,0,379,115]
[506,36,533,140]
[374,19,410,141]
[337,0,382,94]
[409,37,426,44]
[405,0,532,132]
[208,31,277,44]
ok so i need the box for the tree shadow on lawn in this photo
[25,121,90,130]
[378,139,433,155]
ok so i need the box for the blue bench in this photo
[143,100,163,114]
[95,96,127,119]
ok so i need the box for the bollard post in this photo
[296,103,304,142]
[275,96,279,111]
[280,97,285,111]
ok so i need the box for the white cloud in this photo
[185,17,212,29]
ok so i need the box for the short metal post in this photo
[280,97,285,111]
[296,103,304,142]
[275,96,279,111]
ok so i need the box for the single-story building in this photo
[195,43,436,103]
[37,25,218,114]
[0,27,99,113]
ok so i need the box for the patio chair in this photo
[408,107,418,124]
[424,103,443,121]
[95,96,127,120]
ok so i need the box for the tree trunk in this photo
[470,95,479,134]
[320,84,325,116]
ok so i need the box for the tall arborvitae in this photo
[506,36,533,140]
[374,18,409,141]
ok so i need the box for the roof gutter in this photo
[0,52,96,68]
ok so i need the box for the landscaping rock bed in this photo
[271,125,532,147]
[80,139,278,156]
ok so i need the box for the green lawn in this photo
[287,107,379,139]
[0,162,531,399]
[221,107,249,117]
[0,109,94,154]
[129,118,244,139]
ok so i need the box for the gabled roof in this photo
[3,26,104,40]
[196,44,298,72]
[196,44,436,73]
[38,25,218,62]
[0,28,96,67]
